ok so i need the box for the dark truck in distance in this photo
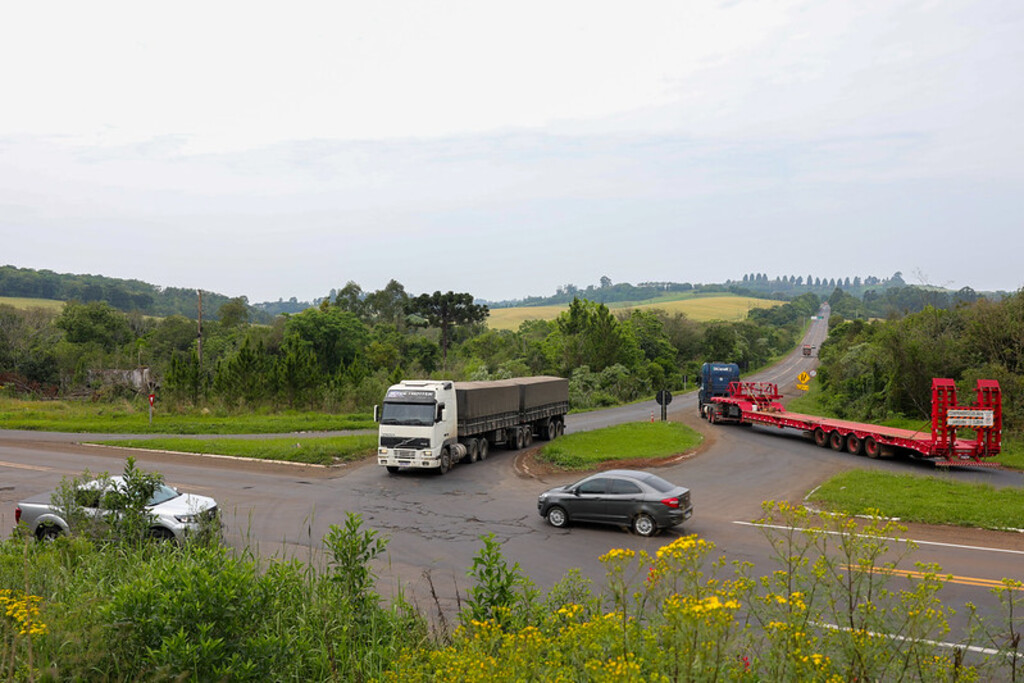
[696,362,742,422]
[376,376,569,474]
[14,475,219,542]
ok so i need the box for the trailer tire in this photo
[708,409,717,425]
[524,429,533,447]
[829,431,845,451]
[846,434,863,455]
[465,439,479,464]
[556,421,565,437]
[543,419,556,440]
[516,429,525,449]
[864,437,881,459]
[814,428,829,447]
[478,438,489,461]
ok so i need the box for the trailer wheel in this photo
[556,421,565,437]
[465,439,479,464]
[478,438,489,461]
[543,419,556,441]
[515,428,525,450]
[829,431,845,451]
[846,434,863,455]
[813,428,829,447]
[863,437,881,459]
[523,429,533,447]
[708,409,717,425]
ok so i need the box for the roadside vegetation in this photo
[538,421,702,470]
[93,434,377,466]
[5,495,1023,681]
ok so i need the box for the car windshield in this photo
[637,473,677,493]
[147,484,180,506]
[379,402,436,426]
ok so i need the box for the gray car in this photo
[537,469,693,536]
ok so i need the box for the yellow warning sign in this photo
[796,383,809,391]
[797,371,810,385]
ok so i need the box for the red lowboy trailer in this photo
[706,378,1002,467]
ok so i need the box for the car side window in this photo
[577,478,608,495]
[609,479,642,495]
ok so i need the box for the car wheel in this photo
[632,513,657,537]
[37,524,62,542]
[546,506,569,528]
[149,527,176,542]
[386,466,400,474]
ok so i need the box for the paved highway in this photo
[2,306,1022,640]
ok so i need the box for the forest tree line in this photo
[0,280,818,413]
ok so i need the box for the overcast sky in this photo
[2,1,1021,303]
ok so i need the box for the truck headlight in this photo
[423,450,432,457]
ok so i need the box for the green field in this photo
[0,295,64,312]
[0,397,375,434]
[487,294,783,330]
[91,434,377,466]
[807,469,1024,530]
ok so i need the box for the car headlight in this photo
[174,514,198,524]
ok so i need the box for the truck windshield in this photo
[380,402,436,426]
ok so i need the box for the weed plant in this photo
[4,500,1023,681]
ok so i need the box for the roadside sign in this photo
[797,372,810,385]
[796,383,809,391]
[148,393,155,407]
[656,390,673,406]
[810,370,817,378]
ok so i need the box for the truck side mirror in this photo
[695,375,702,386]
[373,405,380,423]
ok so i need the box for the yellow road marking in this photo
[843,564,1023,591]
[0,460,53,472]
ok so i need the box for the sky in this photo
[1,1,1022,304]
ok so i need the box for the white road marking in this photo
[733,520,1024,556]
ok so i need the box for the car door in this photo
[569,477,610,523]
[605,477,644,523]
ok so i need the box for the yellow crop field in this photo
[487,295,783,330]
[0,296,65,312]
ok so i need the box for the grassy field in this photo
[806,469,1024,530]
[538,421,702,470]
[0,397,375,434]
[487,294,783,330]
[91,434,377,466]
[0,295,64,312]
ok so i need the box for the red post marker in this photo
[149,394,155,407]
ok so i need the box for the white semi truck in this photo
[375,376,569,474]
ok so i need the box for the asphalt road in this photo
[2,307,1022,641]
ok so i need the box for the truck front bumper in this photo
[378,448,441,469]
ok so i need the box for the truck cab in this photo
[697,362,741,419]
[376,381,459,474]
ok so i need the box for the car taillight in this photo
[15,506,21,524]
[661,497,680,509]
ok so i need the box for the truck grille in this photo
[380,437,429,449]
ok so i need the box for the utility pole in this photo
[197,289,203,370]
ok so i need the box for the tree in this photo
[55,301,131,351]
[364,279,409,327]
[284,307,370,374]
[334,281,367,319]
[599,275,612,289]
[405,291,488,368]
[217,297,250,328]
